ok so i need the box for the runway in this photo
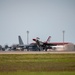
[0,51,75,54]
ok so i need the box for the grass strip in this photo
[0,54,75,72]
[0,71,75,75]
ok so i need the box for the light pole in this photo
[27,31,29,45]
[63,30,65,45]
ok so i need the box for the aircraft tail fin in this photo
[46,36,51,43]
[18,36,24,45]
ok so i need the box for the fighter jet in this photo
[33,36,69,51]
[33,36,53,51]
[18,36,39,51]
[18,36,27,50]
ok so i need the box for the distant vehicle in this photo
[33,36,69,51]
[0,45,2,50]
[0,45,5,51]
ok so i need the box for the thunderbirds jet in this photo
[33,36,69,51]
[33,36,53,51]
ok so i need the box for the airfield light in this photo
[27,31,29,45]
[63,30,65,45]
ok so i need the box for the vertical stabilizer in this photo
[46,36,51,43]
[18,36,24,45]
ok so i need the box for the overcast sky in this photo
[0,0,75,46]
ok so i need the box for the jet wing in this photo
[43,42,57,46]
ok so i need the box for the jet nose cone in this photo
[33,39,36,41]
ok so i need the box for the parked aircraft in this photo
[18,36,26,50]
[3,36,26,51]
[18,36,39,51]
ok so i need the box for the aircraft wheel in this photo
[45,49,47,51]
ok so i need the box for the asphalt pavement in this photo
[0,51,75,54]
